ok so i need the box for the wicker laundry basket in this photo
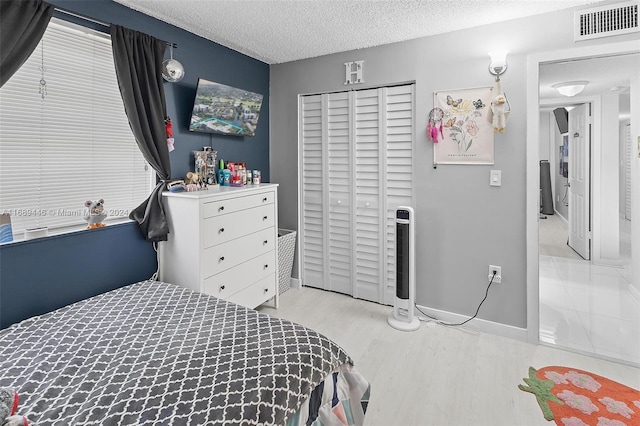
[277,229,297,294]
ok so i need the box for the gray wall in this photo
[270,5,638,329]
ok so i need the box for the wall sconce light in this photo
[488,50,509,80]
[162,43,185,83]
[552,81,589,97]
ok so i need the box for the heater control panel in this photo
[396,209,410,220]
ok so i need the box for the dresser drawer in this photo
[203,204,275,248]
[203,250,275,298]
[202,227,275,277]
[202,191,275,219]
[226,274,276,309]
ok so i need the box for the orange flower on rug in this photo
[519,366,640,426]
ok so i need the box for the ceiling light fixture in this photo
[552,81,588,97]
[488,50,509,80]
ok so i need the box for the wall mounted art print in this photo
[433,86,494,165]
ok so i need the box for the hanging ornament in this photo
[162,44,185,83]
[39,41,47,100]
[165,116,175,152]
[427,107,444,143]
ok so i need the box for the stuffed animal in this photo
[84,199,107,229]
[491,94,507,133]
[0,388,28,426]
[185,172,201,185]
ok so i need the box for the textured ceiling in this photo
[113,0,603,64]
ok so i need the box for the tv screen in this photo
[553,107,568,135]
[189,78,264,137]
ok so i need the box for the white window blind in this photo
[0,19,152,238]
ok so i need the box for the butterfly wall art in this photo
[433,87,494,165]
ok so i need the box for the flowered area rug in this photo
[519,366,640,426]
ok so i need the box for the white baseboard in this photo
[415,304,528,342]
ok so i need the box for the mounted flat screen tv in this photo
[553,107,569,135]
[189,78,264,137]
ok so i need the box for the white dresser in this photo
[159,184,279,309]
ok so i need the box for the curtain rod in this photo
[53,7,178,48]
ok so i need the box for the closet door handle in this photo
[262,197,268,202]
[219,285,226,291]
[219,256,225,262]
[218,206,225,212]
[263,240,268,245]
[263,216,268,221]
[264,288,269,294]
[264,264,269,269]
[219,227,225,233]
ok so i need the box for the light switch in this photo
[490,169,502,187]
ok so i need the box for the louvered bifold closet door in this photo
[326,92,353,295]
[353,89,383,301]
[300,95,325,289]
[300,84,414,304]
[383,85,415,305]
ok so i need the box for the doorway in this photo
[526,41,640,366]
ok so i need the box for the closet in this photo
[299,84,415,305]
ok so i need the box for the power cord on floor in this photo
[149,241,159,281]
[415,271,497,327]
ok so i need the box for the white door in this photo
[353,88,383,301]
[327,92,353,295]
[625,124,631,221]
[300,94,325,290]
[300,85,414,304]
[568,103,591,260]
[383,85,415,305]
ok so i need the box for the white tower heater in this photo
[387,206,420,331]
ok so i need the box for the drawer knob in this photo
[219,206,225,211]
[263,216,268,221]
[262,197,267,202]
[264,264,269,269]
[219,228,225,233]
[263,240,268,245]
[264,288,269,293]
[219,256,225,262]
[220,285,225,291]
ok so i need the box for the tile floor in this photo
[539,214,639,366]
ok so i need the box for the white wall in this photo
[596,93,620,264]
[631,74,640,300]
[620,119,630,217]
[270,4,639,333]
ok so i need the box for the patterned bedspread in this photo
[0,280,369,425]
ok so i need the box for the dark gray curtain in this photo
[0,0,54,87]
[110,25,171,242]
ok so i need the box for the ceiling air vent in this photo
[574,1,639,41]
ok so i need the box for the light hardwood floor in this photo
[259,287,640,426]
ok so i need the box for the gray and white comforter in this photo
[0,280,366,425]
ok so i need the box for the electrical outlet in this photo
[489,265,502,284]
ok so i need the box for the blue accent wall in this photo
[0,0,270,328]
[0,223,156,328]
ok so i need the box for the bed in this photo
[0,280,370,425]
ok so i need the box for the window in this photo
[0,18,152,239]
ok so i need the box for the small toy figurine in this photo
[491,94,507,133]
[84,199,107,229]
[0,388,28,426]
